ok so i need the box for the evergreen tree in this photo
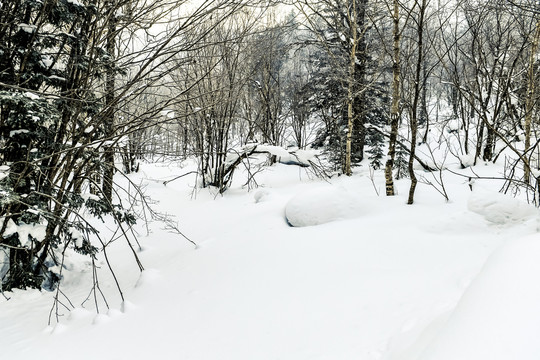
[0,0,133,291]
[301,2,389,173]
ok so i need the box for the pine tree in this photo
[301,1,389,173]
[0,0,133,291]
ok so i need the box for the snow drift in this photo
[468,188,539,224]
[419,234,540,360]
[284,185,366,227]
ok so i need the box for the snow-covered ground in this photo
[1,157,539,360]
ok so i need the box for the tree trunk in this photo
[483,126,495,161]
[385,0,401,196]
[344,0,359,176]
[102,0,117,203]
[524,19,540,183]
[352,0,369,164]
[407,0,426,205]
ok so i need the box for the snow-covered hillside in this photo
[1,159,538,360]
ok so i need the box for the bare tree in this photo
[384,0,402,195]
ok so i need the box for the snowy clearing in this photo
[0,160,538,360]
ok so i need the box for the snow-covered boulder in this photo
[285,185,364,227]
[468,188,539,224]
[419,234,540,360]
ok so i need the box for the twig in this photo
[369,167,380,196]
[162,171,198,186]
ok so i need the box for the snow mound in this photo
[458,153,476,168]
[468,188,539,224]
[285,185,364,227]
[419,234,540,360]
[254,189,270,203]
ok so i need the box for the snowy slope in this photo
[419,234,540,360]
[0,160,538,360]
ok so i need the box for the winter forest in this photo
[1,0,540,359]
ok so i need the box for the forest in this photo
[0,0,539,359]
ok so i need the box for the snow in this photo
[40,56,53,68]
[17,23,37,33]
[66,0,83,7]
[81,193,100,202]
[160,109,174,118]
[0,218,18,238]
[285,185,368,226]
[68,227,84,248]
[446,119,460,132]
[48,75,66,82]
[0,217,46,247]
[0,160,539,360]
[23,92,40,100]
[118,135,130,147]
[458,152,476,167]
[254,189,270,203]
[256,145,317,165]
[9,129,30,137]
[223,144,315,170]
[468,187,539,224]
[0,165,8,181]
[14,223,47,247]
[419,234,540,360]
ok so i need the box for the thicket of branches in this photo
[0,0,270,298]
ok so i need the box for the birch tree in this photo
[384,0,402,195]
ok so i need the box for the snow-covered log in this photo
[212,144,324,193]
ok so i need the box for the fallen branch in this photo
[162,171,198,186]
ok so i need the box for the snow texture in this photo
[285,185,366,227]
[420,234,540,360]
[0,165,8,181]
[17,23,37,33]
[9,129,30,137]
[66,0,83,6]
[0,217,46,247]
[23,92,40,100]
[0,160,538,360]
[48,75,66,82]
[468,187,539,224]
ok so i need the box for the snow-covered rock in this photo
[285,185,365,227]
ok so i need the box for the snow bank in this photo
[285,185,365,227]
[419,234,540,360]
[468,188,539,224]
[458,153,476,168]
